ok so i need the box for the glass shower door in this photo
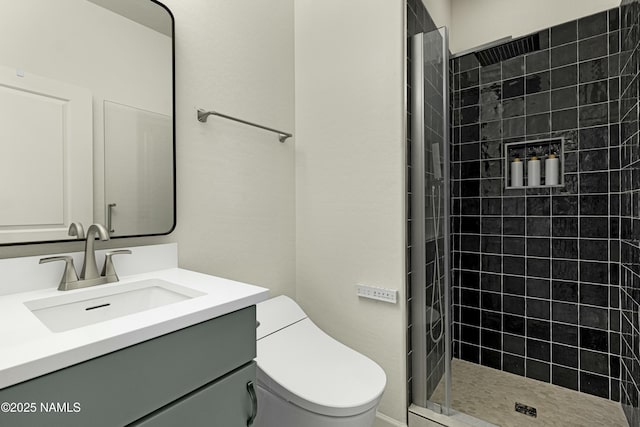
[410,26,451,414]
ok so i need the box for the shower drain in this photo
[515,402,537,418]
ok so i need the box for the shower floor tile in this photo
[430,359,628,427]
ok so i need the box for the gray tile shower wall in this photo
[451,8,622,402]
[619,0,640,425]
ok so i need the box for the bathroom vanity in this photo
[0,244,268,427]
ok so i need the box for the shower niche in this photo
[504,137,565,189]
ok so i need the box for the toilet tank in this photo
[256,296,307,340]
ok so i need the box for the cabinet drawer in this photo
[131,362,256,427]
[0,306,256,427]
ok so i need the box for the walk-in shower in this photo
[407,0,638,425]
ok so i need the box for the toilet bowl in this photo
[254,296,386,427]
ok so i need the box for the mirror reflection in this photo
[0,0,174,245]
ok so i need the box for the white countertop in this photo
[0,267,269,390]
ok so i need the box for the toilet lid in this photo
[256,318,386,417]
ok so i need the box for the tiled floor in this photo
[429,359,628,427]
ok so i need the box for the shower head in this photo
[474,33,541,67]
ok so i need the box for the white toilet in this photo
[254,296,386,427]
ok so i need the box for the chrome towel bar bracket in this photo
[197,109,292,143]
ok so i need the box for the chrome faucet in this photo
[40,223,131,291]
[80,223,110,281]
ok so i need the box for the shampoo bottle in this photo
[528,156,541,187]
[545,153,560,185]
[511,157,523,187]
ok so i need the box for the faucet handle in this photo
[68,222,85,239]
[39,256,79,291]
[101,250,132,283]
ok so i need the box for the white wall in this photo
[294,0,407,424]
[1,0,171,114]
[161,0,296,298]
[421,0,452,30]
[449,0,621,54]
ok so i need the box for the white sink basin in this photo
[24,279,206,333]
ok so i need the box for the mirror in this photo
[0,0,174,245]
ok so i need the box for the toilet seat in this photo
[256,317,386,418]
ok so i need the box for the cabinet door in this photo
[130,362,257,427]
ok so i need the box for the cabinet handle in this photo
[107,203,116,233]
[246,381,257,426]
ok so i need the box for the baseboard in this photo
[409,411,445,427]
[375,411,408,427]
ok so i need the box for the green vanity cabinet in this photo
[0,306,257,427]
